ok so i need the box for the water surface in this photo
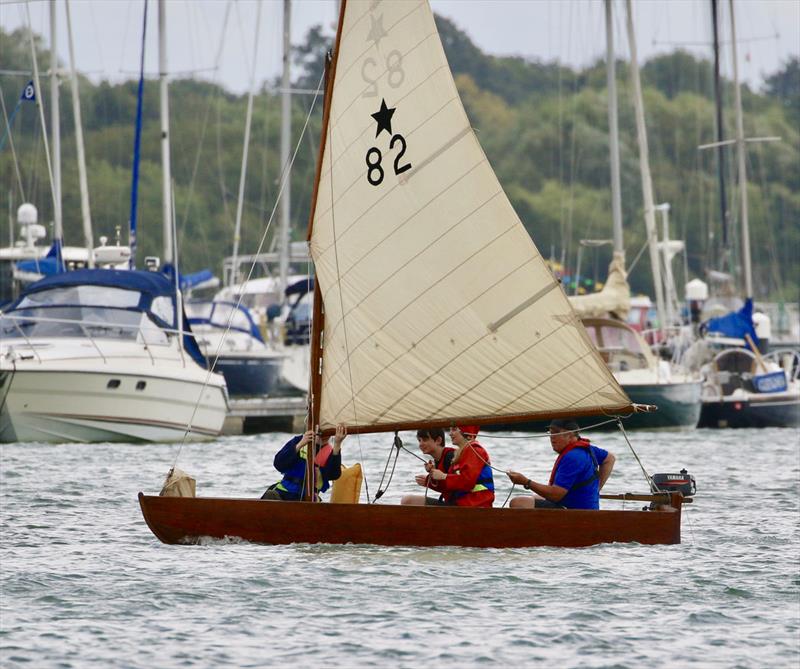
[1,428,798,667]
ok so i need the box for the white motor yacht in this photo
[0,269,228,443]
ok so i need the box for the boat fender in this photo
[652,469,695,497]
[159,467,197,498]
[331,463,363,504]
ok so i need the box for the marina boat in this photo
[0,269,228,443]
[586,318,702,429]
[695,307,800,428]
[139,0,689,548]
[186,299,285,398]
[698,345,800,428]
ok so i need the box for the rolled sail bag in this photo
[330,463,363,504]
[159,467,197,498]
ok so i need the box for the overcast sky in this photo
[2,0,798,96]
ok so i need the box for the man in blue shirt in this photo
[506,419,615,510]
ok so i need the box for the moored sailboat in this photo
[139,0,690,548]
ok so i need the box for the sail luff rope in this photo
[167,67,326,472]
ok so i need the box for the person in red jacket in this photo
[400,427,455,506]
[426,426,495,507]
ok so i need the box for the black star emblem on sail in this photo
[366,13,387,48]
[371,98,396,137]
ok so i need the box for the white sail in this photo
[309,0,631,431]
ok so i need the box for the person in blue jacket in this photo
[506,419,615,510]
[261,424,347,501]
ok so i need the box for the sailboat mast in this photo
[306,0,347,491]
[278,0,292,295]
[711,0,730,258]
[159,0,173,265]
[230,2,263,287]
[50,1,63,247]
[605,0,623,257]
[64,0,94,267]
[25,4,58,258]
[727,0,752,298]
[624,0,667,335]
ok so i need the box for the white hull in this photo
[1,341,228,444]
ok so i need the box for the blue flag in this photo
[20,80,36,102]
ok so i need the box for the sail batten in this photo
[309,0,631,432]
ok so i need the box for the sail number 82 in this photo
[366,134,411,186]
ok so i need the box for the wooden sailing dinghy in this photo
[139,0,688,548]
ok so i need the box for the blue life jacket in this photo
[449,462,495,503]
[272,436,339,500]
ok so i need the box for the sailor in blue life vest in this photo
[261,424,347,501]
[506,419,615,510]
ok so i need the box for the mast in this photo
[605,0,623,258]
[728,0,752,298]
[230,1,263,287]
[128,0,148,269]
[278,0,292,295]
[65,0,94,266]
[50,1,62,248]
[625,0,667,335]
[25,4,58,260]
[711,0,730,262]
[306,0,347,494]
[159,0,173,264]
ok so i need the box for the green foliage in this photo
[1,21,796,301]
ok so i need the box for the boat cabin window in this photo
[185,302,213,320]
[0,306,167,344]
[595,324,644,355]
[150,296,175,327]
[210,303,252,331]
[17,286,141,310]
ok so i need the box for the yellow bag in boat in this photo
[159,467,196,498]
[330,463,363,504]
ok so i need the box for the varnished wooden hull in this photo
[138,493,683,548]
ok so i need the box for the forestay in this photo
[308,0,631,433]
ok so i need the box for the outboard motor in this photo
[652,469,696,497]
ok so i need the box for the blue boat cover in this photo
[285,276,314,297]
[705,298,759,349]
[16,239,65,276]
[187,300,264,342]
[8,268,208,368]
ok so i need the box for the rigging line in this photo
[168,67,326,470]
[500,484,516,509]
[477,417,621,439]
[373,434,402,502]
[615,418,657,493]
[179,1,232,240]
[0,84,25,200]
[626,237,649,273]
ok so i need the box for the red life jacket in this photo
[549,437,593,485]
[436,446,455,473]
